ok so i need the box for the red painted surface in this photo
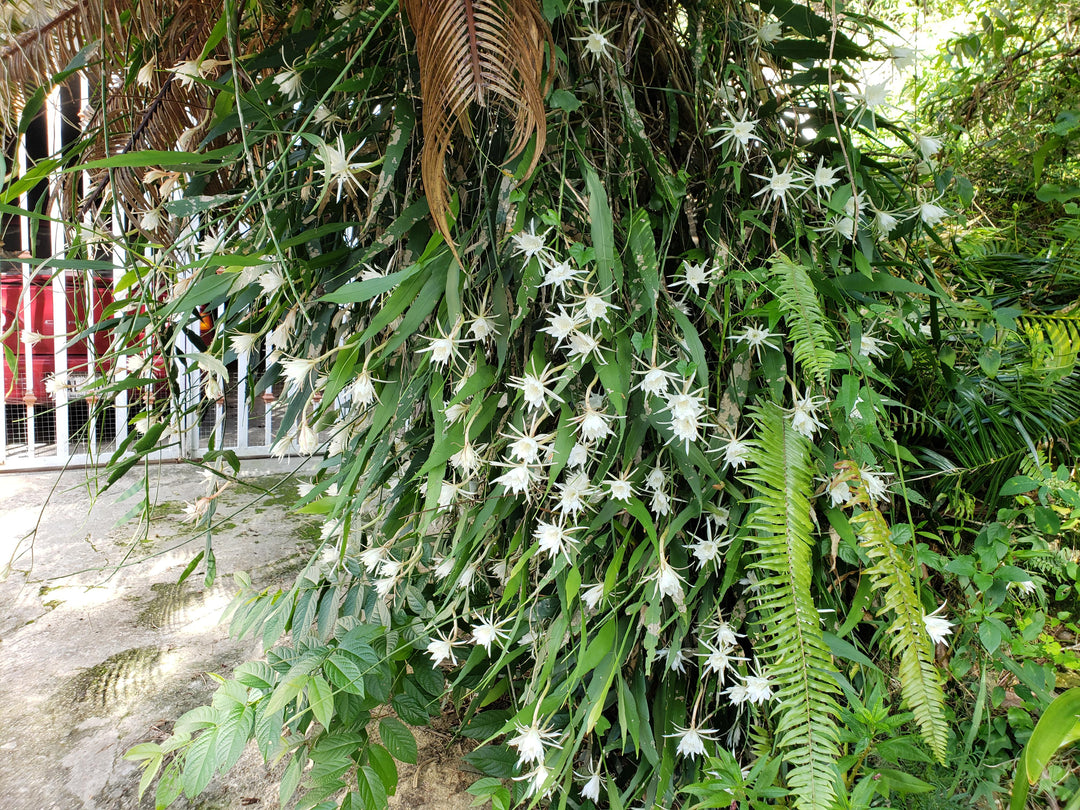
[1,272,112,404]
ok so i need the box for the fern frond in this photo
[849,496,949,763]
[769,254,836,388]
[744,403,840,810]
[1018,315,1080,382]
[402,0,551,259]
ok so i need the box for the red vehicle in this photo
[1,270,113,405]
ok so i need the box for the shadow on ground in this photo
[0,460,477,810]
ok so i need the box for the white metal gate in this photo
[1,85,279,472]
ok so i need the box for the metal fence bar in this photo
[48,86,70,460]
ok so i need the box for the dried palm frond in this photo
[402,0,552,259]
[2,0,229,239]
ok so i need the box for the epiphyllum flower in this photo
[665,723,719,759]
[272,65,303,100]
[318,134,379,198]
[788,394,828,439]
[507,715,561,767]
[534,520,581,561]
[471,612,512,654]
[710,110,761,157]
[426,628,462,667]
[604,470,637,502]
[806,157,842,198]
[572,398,615,442]
[574,25,618,62]
[751,163,805,213]
[634,358,679,397]
[511,220,553,264]
[671,260,716,296]
[923,603,954,645]
[419,319,467,368]
[576,760,605,803]
[917,133,943,162]
[718,436,751,469]
[170,58,224,89]
[649,555,686,604]
[541,259,586,291]
[917,200,949,227]
[509,363,565,413]
[728,323,782,358]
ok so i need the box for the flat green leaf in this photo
[379,717,417,764]
[308,673,335,728]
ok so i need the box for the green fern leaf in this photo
[769,254,836,388]
[850,500,949,763]
[744,403,841,809]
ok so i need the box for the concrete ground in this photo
[0,460,476,810]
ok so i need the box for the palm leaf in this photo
[849,493,949,763]
[743,402,840,810]
[402,0,551,258]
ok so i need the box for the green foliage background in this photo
[4,0,1080,807]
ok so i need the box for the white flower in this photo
[230,332,261,360]
[711,111,761,157]
[918,201,949,227]
[515,763,553,799]
[281,357,318,386]
[557,470,595,516]
[789,395,828,439]
[858,333,891,359]
[817,215,857,242]
[582,583,605,610]
[450,438,486,476]
[541,305,583,346]
[578,761,605,802]
[807,157,842,195]
[318,134,378,198]
[456,563,479,592]
[659,647,691,673]
[351,368,378,406]
[171,59,206,89]
[667,380,706,420]
[725,681,750,705]
[534,520,580,561]
[508,718,560,767]
[917,134,943,162]
[720,437,751,469]
[419,321,467,368]
[705,615,743,650]
[575,26,617,61]
[573,399,614,442]
[510,363,564,413]
[140,208,164,231]
[503,423,552,464]
[751,164,805,213]
[137,55,157,86]
[635,359,678,397]
[860,467,891,502]
[854,81,890,111]
[650,489,675,516]
[469,312,500,343]
[273,66,303,99]
[566,441,590,468]
[744,671,773,704]
[566,329,607,364]
[471,613,512,654]
[746,17,782,45]
[541,259,585,291]
[872,208,899,238]
[672,260,715,295]
[665,724,718,759]
[605,472,636,502]
[650,556,685,604]
[432,556,455,580]
[645,465,667,492]
[427,629,461,667]
[828,477,852,507]
[700,641,746,680]
[690,536,723,567]
[1011,578,1038,597]
[181,497,210,523]
[577,290,619,323]
[728,324,782,356]
[888,44,916,71]
[443,400,469,424]
[923,603,954,646]
[494,460,537,497]
[511,221,552,263]
[297,422,319,455]
[668,413,702,452]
